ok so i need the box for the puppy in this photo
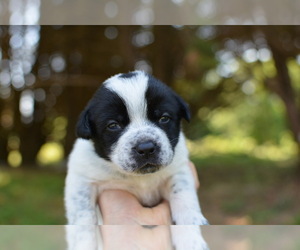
[65,71,208,250]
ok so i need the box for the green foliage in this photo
[182,71,298,161]
[247,95,286,145]
[204,92,288,145]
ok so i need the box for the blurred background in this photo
[0,25,300,225]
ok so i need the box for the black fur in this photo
[119,72,137,79]
[146,74,190,149]
[76,87,129,160]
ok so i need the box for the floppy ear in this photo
[76,108,92,139]
[176,95,191,122]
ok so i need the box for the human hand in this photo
[98,161,199,225]
[99,190,171,225]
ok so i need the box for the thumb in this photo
[149,200,172,225]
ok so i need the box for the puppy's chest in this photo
[98,177,165,207]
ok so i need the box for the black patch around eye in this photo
[119,72,137,79]
[86,86,130,160]
[146,75,182,149]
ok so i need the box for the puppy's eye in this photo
[107,121,121,131]
[159,115,171,124]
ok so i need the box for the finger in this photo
[99,189,141,210]
[149,200,172,225]
[99,190,142,224]
[100,190,171,225]
[189,161,200,189]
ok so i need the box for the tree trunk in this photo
[0,135,8,166]
[62,85,97,156]
[267,43,300,167]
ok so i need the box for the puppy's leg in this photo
[65,173,98,250]
[165,167,209,250]
[165,166,208,225]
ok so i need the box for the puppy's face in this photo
[77,71,190,175]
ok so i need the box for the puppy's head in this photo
[76,71,190,175]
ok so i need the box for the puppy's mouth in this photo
[137,163,161,174]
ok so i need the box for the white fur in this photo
[65,71,208,250]
[105,72,148,123]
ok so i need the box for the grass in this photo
[0,153,299,225]
[0,168,66,225]
[193,153,300,225]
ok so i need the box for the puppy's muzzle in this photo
[132,141,161,174]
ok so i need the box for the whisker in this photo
[170,137,179,143]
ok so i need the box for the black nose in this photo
[134,141,156,157]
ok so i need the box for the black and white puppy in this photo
[65,71,208,250]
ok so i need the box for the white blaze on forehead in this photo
[104,71,149,123]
